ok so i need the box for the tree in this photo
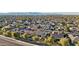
[44,36,54,46]
[74,41,79,46]
[1,26,11,32]
[58,38,69,46]
[0,30,3,35]
[11,32,20,39]
[32,35,39,41]
[1,27,7,32]
[22,33,30,39]
[4,31,11,37]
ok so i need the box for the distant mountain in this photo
[0,12,79,16]
[0,12,62,16]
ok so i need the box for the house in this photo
[52,31,64,39]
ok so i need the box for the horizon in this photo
[0,12,79,15]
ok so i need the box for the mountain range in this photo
[0,12,79,15]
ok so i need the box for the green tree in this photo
[22,33,30,39]
[0,30,3,35]
[5,31,12,37]
[74,40,79,46]
[11,32,20,39]
[58,38,69,46]
[44,36,54,46]
[32,35,39,41]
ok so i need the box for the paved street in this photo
[0,35,36,46]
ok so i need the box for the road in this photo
[0,35,36,46]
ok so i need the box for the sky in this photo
[0,0,79,13]
[0,0,54,12]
